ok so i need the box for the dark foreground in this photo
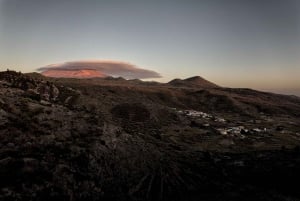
[1,71,300,201]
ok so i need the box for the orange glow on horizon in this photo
[42,69,107,78]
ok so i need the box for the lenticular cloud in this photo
[37,60,161,79]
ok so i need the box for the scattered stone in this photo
[22,158,39,173]
[0,157,13,166]
[219,139,235,146]
[233,160,245,167]
[40,100,52,106]
[252,128,262,133]
[7,143,15,148]
[215,117,226,123]
[276,126,284,131]
[218,129,228,135]
[24,142,32,147]
[0,98,5,105]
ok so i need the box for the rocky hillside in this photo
[1,70,300,201]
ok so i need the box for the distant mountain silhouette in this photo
[41,69,107,78]
[168,76,219,88]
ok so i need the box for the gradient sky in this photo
[0,0,299,95]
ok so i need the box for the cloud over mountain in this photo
[37,60,161,79]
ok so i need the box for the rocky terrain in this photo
[1,70,300,201]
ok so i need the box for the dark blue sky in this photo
[0,0,299,95]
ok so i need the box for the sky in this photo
[0,0,299,95]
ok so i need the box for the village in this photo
[175,109,276,139]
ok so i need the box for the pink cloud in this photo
[37,60,161,79]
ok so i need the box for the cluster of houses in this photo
[175,109,268,138]
[217,126,267,138]
[177,109,226,123]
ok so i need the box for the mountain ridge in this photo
[168,75,219,88]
